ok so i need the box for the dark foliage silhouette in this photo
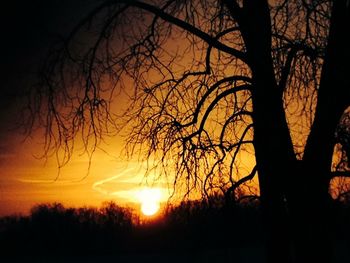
[0,200,260,260]
[1,198,350,262]
[0,202,133,259]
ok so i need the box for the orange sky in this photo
[2,0,347,217]
[0,1,259,217]
[0,122,173,216]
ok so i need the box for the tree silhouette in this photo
[26,1,350,262]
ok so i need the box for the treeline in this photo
[0,202,133,257]
[0,197,261,258]
[1,196,350,260]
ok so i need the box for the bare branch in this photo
[124,0,248,62]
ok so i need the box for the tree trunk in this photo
[231,1,349,262]
[287,1,350,262]
[239,1,296,262]
[252,72,296,263]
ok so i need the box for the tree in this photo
[26,0,350,262]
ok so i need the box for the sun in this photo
[137,188,162,216]
[141,201,160,216]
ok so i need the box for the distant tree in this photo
[26,0,350,262]
[100,201,134,230]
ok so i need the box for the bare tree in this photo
[25,0,350,262]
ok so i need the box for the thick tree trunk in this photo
[239,1,349,262]
[229,1,349,262]
[294,1,350,262]
[249,30,296,263]
[238,1,296,262]
[252,72,295,263]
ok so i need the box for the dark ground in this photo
[1,199,350,263]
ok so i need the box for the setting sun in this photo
[137,188,162,216]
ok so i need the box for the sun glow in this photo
[137,188,162,216]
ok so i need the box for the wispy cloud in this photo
[91,167,170,202]
[17,178,87,185]
[92,167,136,196]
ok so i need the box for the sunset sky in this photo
[2,0,340,218]
[0,0,173,216]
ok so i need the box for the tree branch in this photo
[225,165,258,202]
[181,76,252,129]
[122,0,248,63]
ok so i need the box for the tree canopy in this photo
[26,0,349,198]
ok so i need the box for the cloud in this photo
[92,168,136,196]
[91,167,171,203]
[16,178,87,186]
